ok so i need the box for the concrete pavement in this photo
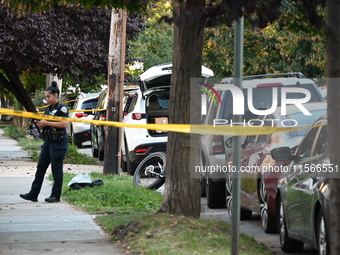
[0,130,126,255]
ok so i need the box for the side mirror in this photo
[271,147,292,161]
[225,137,233,148]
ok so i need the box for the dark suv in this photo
[201,73,325,208]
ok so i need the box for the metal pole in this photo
[231,15,244,255]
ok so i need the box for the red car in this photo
[225,102,327,233]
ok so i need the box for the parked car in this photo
[90,90,108,160]
[271,114,330,255]
[68,92,100,148]
[121,63,214,174]
[90,86,139,161]
[224,102,327,233]
[201,73,325,209]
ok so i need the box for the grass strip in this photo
[61,172,274,255]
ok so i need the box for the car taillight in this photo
[123,112,128,117]
[75,112,88,118]
[211,135,224,154]
[99,115,106,121]
[256,83,283,88]
[132,113,143,120]
[136,148,149,153]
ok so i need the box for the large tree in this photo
[0,4,143,112]
[326,0,340,254]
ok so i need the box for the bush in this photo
[2,126,27,138]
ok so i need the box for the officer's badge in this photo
[60,106,68,114]
[51,109,57,115]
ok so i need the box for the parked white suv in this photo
[68,92,100,148]
[121,63,214,174]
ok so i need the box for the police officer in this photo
[20,81,69,203]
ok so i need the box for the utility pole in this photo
[231,15,244,255]
[103,9,126,175]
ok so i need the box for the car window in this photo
[313,125,328,156]
[147,93,170,109]
[298,127,319,158]
[124,97,133,113]
[221,84,322,124]
[72,100,79,110]
[128,94,138,113]
[158,93,170,109]
[286,110,326,137]
[257,114,276,143]
[80,99,97,110]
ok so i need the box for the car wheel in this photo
[317,210,329,255]
[121,151,127,172]
[225,174,233,216]
[206,176,226,209]
[278,195,304,253]
[98,148,104,161]
[259,177,278,233]
[91,139,98,158]
[200,176,206,197]
[225,174,252,220]
[71,127,82,148]
[126,151,138,175]
[124,138,138,175]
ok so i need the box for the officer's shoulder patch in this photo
[60,106,68,114]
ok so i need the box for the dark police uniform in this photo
[29,101,69,200]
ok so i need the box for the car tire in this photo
[240,208,253,220]
[126,151,138,175]
[98,148,104,161]
[91,139,98,158]
[278,195,304,253]
[121,152,127,172]
[259,177,278,233]
[200,177,206,197]
[206,176,226,209]
[124,138,138,175]
[225,174,252,220]
[225,174,233,216]
[71,127,82,148]
[316,210,329,255]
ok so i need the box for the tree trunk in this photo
[103,9,126,175]
[326,0,340,254]
[0,68,36,113]
[159,0,205,218]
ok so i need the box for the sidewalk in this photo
[0,130,126,255]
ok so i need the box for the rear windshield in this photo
[222,83,323,121]
[147,93,170,109]
[80,99,98,110]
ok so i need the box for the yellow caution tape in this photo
[69,109,106,113]
[0,108,326,136]
[38,109,105,114]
